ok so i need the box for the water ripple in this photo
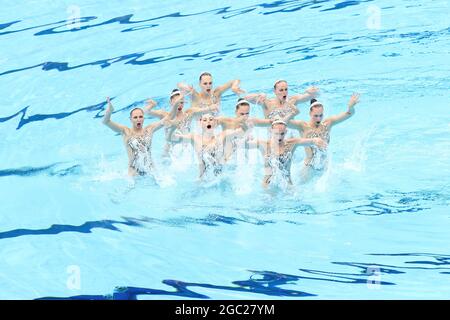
[28,252,450,299]
[1,0,376,38]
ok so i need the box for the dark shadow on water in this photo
[0,20,21,30]
[0,97,146,130]
[33,252,450,299]
[327,189,448,216]
[0,217,147,240]
[0,163,81,177]
[0,102,105,130]
[35,256,408,300]
[2,1,445,82]
[0,214,275,241]
[366,253,450,274]
[0,189,445,241]
[336,201,428,216]
[320,0,371,12]
[1,1,370,37]
[37,270,318,300]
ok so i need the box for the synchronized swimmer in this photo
[102,97,177,176]
[102,72,361,188]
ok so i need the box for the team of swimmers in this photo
[102,72,360,188]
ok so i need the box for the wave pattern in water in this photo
[0,0,449,300]
[39,252,450,299]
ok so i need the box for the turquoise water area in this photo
[0,0,449,299]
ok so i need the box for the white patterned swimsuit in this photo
[127,132,154,176]
[200,138,223,178]
[305,123,330,170]
[165,114,192,143]
[267,102,295,120]
[198,94,219,116]
[264,143,295,184]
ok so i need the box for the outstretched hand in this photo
[209,103,220,114]
[236,115,251,130]
[313,138,328,150]
[244,119,255,131]
[245,93,266,105]
[180,84,195,96]
[146,99,157,109]
[232,86,246,95]
[348,92,360,107]
[106,97,114,112]
[305,86,320,97]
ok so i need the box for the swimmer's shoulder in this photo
[265,98,277,107]
[290,119,307,127]
[191,133,201,142]
[121,127,132,137]
[216,116,231,123]
[212,87,225,98]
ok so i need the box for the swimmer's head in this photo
[273,79,288,102]
[271,119,287,142]
[199,72,213,94]
[130,108,145,129]
[235,98,250,119]
[309,99,324,125]
[170,89,184,111]
[199,113,217,131]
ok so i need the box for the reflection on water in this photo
[37,252,450,299]
[1,0,448,299]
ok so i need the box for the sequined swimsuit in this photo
[304,123,330,170]
[200,137,223,178]
[165,113,192,142]
[127,132,154,176]
[267,102,295,120]
[198,94,219,115]
[223,132,253,163]
[263,142,295,184]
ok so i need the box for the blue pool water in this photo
[0,0,449,299]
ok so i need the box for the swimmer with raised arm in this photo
[144,89,219,157]
[102,97,176,176]
[177,72,245,114]
[287,93,361,182]
[167,113,248,181]
[215,98,272,162]
[246,119,327,188]
[245,80,319,121]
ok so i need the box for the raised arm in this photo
[244,93,267,106]
[166,123,194,144]
[246,138,259,149]
[287,119,307,132]
[177,82,198,98]
[284,103,299,121]
[245,139,269,157]
[289,86,320,106]
[143,99,167,119]
[244,93,269,115]
[187,103,219,116]
[325,93,360,127]
[248,117,272,127]
[144,118,166,135]
[102,97,127,134]
[219,117,250,142]
[288,137,328,151]
[214,116,232,129]
[163,95,185,127]
[214,79,245,97]
[220,128,245,142]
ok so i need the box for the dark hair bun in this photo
[310,98,317,104]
